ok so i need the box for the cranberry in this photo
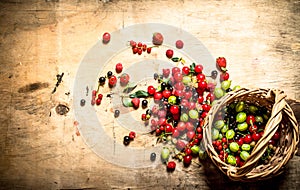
[183,155,192,166]
[132,47,138,54]
[172,67,181,75]
[166,49,174,59]
[146,47,152,54]
[96,98,101,105]
[174,72,183,82]
[115,63,123,73]
[147,85,156,95]
[142,44,147,51]
[167,161,176,171]
[165,124,173,133]
[176,121,186,132]
[175,40,184,49]
[108,75,117,87]
[102,32,111,44]
[182,66,190,75]
[252,132,261,141]
[194,64,203,73]
[154,92,163,101]
[137,48,142,55]
[130,40,136,48]
[172,128,180,138]
[198,81,207,89]
[196,73,206,81]
[243,134,252,144]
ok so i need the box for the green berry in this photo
[221,80,231,91]
[227,155,236,166]
[214,120,225,130]
[229,142,239,152]
[237,122,248,131]
[214,87,225,99]
[241,144,251,151]
[226,129,235,139]
[188,109,199,120]
[212,128,220,140]
[236,112,247,123]
[240,151,250,161]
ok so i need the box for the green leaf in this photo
[129,90,149,98]
[122,97,133,107]
[171,57,181,62]
[123,83,137,93]
[190,63,196,73]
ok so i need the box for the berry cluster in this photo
[130,40,152,55]
[212,101,280,167]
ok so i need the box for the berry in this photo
[167,161,176,171]
[98,94,103,99]
[162,68,170,78]
[129,131,136,140]
[150,152,156,161]
[194,64,203,73]
[147,85,156,95]
[99,76,106,85]
[115,63,123,73]
[153,92,163,101]
[147,47,152,54]
[166,49,174,59]
[175,40,184,49]
[102,32,111,44]
[96,98,101,105]
[132,47,138,54]
[120,73,130,86]
[131,98,140,108]
[183,155,192,166]
[198,81,207,89]
[142,99,148,108]
[216,57,227,71]
[107,71,113,78]
[272,131,280,140]
[170,105,179,115]
[114,110,120,118]
[137,48,142,55]
[137,42,142,47]
[172,67,181,75]
[108,75,117,87]
[182,66,190,75]
[243,134,252,144]
[123,136,130,145]
[130,40,136,48]
[211,70,218,79]
[172,128,180,138]
[142,44,147,51]
[152,32,164,45]
[220,72,230,81]
[92,90,97,96]
[162,90,171,98]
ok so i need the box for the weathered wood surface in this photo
[0,0,299,189]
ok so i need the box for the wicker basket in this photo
[203,88,299,182]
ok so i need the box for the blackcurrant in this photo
[185,86,190,92]
[176,97,182,104]
[226,88,232,92]
[154,73,159,80]
[161,82,167,91]
[123,136,130,145]
[107,71,113,78]
[80,99,86,107]
[211,70,218,79]
[150,152,156,161]
[146,109,152,115]
[114,110,120,118]
[99,76,106,84]
[142,100,148,108]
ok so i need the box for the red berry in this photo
[137,48,142,55]
[246,115,256,125]
[222,137,227,143]
[202,104,211,112]
[183,91,192,100]
[196,73,206,81]
[162,68,170,78]
[172,128,180,138]
[216,57,227,70]
[152,32,164,45]
[167,161,176,171]
[91,99,95,105]
[96,98,101,105]
[153,92,163,101]
[162,90,171,98]
[206,93,215,102]
[196,127,202,133]
[147,47,152,54]
[174,82,184,90]
[173,72,183,82]
[158,118,167,126]
[115,63,123,73]
[176,139,186,150]
[141,113,147,121]
[129,131,136,140]
[243,134,252,144]
[166,49,174,59]
[182,66,190,75]
[194,64,203,73]
[177,122,186,132]
[109,75,117,87]
[188,102,196,110]
[252,132,261,141]
[272,131,280,140]
[142,44,147,51]
[98,94,103,99]
[186,122,194,131]
[137,42,142,47]
[249,125,258,133]
[183,155,192,165]
[120,73,130,86]
[198,81,207,89]
[237,138,244,146]
[170,105,180,115]
[198,96,204,104]
[175,40,184,49]
[131,98,140,108]
[102,32,111,44]
[220,72,230,81]
[155,128,161,135]
[130,40,136,48]
[172,67,181,75]
[187,131,195,140]
[185,148,192,155]
[147,85,156,95]
[269,139,276,145]
[201,111,208,118]
[165,124,173,133]
[132,47,138,54]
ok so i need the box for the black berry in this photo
[123,136,130,145]
[99,76,106,85]
[211,70,218,79]
[142,100,148,108]
[107,71,113,78]
[150,152,156,161]
[114,110,120,118]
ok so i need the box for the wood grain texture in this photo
[0,0,299,189]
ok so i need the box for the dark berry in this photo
[173,120,178,127]
[142,100,148,108]
[146,109,152,115]
[154,73,159,80]
[161,82,167,91]
[185,86,191,92]
[123,136,131,145]
[114,110,120,118]
[107,71,113,78]
[176,97,182,104]
[80,99,86,106]
[150,152,156,161]
[211,70,218,79]
[226,88,232,92]
[99,76,106,85]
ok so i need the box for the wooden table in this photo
[0,0,299,189]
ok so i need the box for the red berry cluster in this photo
[130,40,152,55]
[91,90,103,106]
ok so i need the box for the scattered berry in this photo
[175,40,184,49]
[102,32,111,44]
[115,63,123,73]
